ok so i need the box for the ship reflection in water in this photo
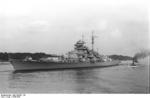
[0,62,147,93]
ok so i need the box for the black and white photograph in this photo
[0,0,149,94]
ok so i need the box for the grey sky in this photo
[0,0,149,56]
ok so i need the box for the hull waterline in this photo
[10,60,121,71]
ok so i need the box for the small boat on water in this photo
[10,32,121,71]
[130,57,138,66]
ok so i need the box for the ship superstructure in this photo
[65,32,110,63]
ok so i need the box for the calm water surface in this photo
[0,61,149,93]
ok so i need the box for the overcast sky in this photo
[0,0,149,56]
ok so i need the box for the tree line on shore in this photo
[0,52,58,61]
[0,52,133,61]
[108,55,133,61]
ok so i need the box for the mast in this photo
[92,31,94,51]
[82,33,84,42]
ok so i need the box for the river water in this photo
[0,61,149,93]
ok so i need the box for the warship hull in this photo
[10,60,121,71]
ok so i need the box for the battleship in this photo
[10,32,121,71]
